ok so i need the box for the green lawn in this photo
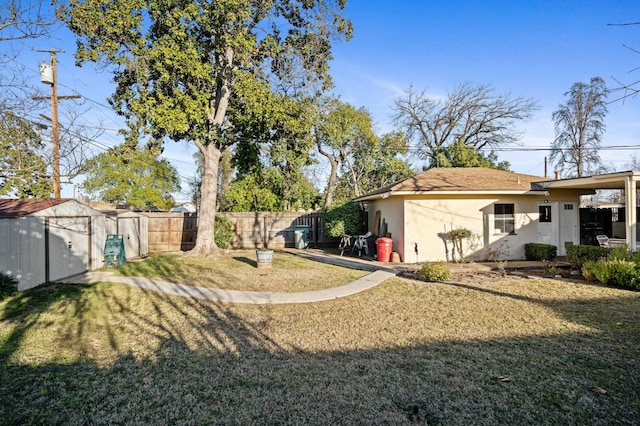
[1,259,639,425]
[114,250,368,292]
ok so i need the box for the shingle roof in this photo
[357,168,550,199]
[0,199,70,217]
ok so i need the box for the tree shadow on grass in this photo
[233,256,257,267]
[1,280,639,424]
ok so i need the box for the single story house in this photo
[0,199,107,290]
[354,167,599,263]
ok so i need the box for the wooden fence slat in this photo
[143,211,333,252]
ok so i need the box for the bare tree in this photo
[608,21,640,103]
[38,103,103,182]
[551,77,608,177]
[0,0,60,42]
[392,83,538,159]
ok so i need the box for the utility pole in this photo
[33,49,81,198]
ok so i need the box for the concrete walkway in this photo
[67,252,397,304]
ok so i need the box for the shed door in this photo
[47,217,90,281]
[119,217,141,259]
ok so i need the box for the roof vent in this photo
[555,171,561,180]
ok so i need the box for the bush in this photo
[322,201,366,238]
[525,243,557,261]
[215,214,234,249]
[418,262,452,282]
[0,271,18,300]
[566,245,610,269]
[582,259,640,290]
[447,227,474,262]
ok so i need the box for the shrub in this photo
[608,246,632,261]
[566,245,610,269]
[418,262,452,282]
[582,259,640,290]
[322,201,365,238]
[215,214,234,249]
[525,243,557,261]
[0,271,18,300]
[447,227,474,262]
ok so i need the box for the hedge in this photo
[566,245,611,269]
[524,243,557,261]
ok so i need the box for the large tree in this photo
[334,131,414,201]
[315,99,377,205]
[429,139,510,170]
[550,76,608,178]
[80,143,180,210]
[392,83,538,160]
[62,0,352,255]
[0,111,52,197]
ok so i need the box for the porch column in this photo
[625,176,637,251]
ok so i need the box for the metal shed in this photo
[104,211,148,259]
[0,199,106,290]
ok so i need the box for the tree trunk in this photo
[324,156,339,206]
[317,138,339,206]
[191,143,221,256]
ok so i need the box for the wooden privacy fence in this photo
[144,211,333,252]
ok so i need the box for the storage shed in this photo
[104,211,148,259]
[0,199,106,290]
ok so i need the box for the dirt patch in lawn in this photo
[401,263,587,286]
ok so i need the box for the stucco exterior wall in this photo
[367,197,405,259]
[366,190,582,263]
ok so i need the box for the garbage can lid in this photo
[376,237,393,243]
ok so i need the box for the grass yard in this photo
[1,257,639,425]
[114,250,368,292]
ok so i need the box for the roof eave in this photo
[355,189,551,201]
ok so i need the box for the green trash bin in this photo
[104,234,127,267]
[293,225,310,249]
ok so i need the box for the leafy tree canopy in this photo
[0,112,51,197]
[62,0,352,255]
[80,143,180,210]
[334,130,414,200]
[315,99,377,205]
[428,140,510,171]
[220,167,319,212]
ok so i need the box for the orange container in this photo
[376,237,393,262]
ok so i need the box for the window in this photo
[539,205,552,222]
[494,203,515,234]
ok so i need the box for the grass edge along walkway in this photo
[67,269,397,304]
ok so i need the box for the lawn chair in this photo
[338,234,353,256]
[596,235,609,247]
[352,231,372,257]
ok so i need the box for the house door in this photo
[47,217,90,281]
[538,202,559,248]
[559,202,578,256]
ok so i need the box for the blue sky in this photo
[8,0,640,199]
[330,0,640,176]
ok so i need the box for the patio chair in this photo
[352,231,372,257]
[596,235,609,247]
[338,234,353,256]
